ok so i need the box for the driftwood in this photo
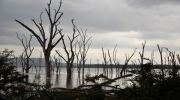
[80,74,132,89]
[85,73,110,83]
[50,74,132,99]
[77,84,120,90]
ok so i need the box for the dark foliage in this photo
[27,90,75,100]
[115,62,180,100]
[0,49,39,99]
[0,49,105,100]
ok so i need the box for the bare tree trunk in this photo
[44,51,51,79]
[120,49,136,76]
[56,19,79,78]
[44,52,51,88]
[25,58,29,73]
[157,44,165,78]
[77,29,92,76]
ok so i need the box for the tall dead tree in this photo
[16,33,34,74]
[54,54,62,74]
[74,40,82,74]
[15,0,64,79]
[157,44,166,77]
[120,48,137,76]
[19,52,25,73]
[139,41,146,66]
[102,47,108,75]
[77,28,92,75]
[56,19,79,76]
[102,46,116,77]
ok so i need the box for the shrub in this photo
[115,62,180,100]
[0,49,39,99]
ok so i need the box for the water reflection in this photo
[17,68,134,89]
[54,74,60,87]
[82,74,85,85]
[76,73,81,86]
[66,74,73,89]
[46,78,51,88]
[33,74,41,85]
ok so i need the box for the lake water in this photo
[16,67,142,89]
[18,67,174,89]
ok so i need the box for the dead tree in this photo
[167,50,179,78]
[139,41,146,66]
[30,58,38,73]
[112,45,121,76]
[96,59,100,75]
[177,54,180,65]
[102,46,117,77]
[108,45,118,77]
[102,47,108,76]
[19,52,25,73]
[54,55,62,74]
[108,49,113,76]
[74,40,82,74]
[38,52,43,73]
[49,56,54,73]
[120,48,137,76]
[157,44,169,77]
[56,19,79,76]
[16,33,34,74]
[77,28,92,75]
[15,0,64,79]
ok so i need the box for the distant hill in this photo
[12,58,66,67]
[11,58,46,67]
[11,58,178,69]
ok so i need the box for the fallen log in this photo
[85,73,110,83]
[78,74,132,89]
[78,84,120,90]
[99,74,132,85]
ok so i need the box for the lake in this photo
[17,67,135,89]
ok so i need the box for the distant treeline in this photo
[76,64,179,69]
[11,58,178,69]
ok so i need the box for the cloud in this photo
[125,0,180,7]
[60,0,180,37]
[1,0,180,62]
[2,0,180,36]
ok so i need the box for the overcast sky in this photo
[1,0,180,64]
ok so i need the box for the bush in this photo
[0,49,39,99]
[115,62,180,100]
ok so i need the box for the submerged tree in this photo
[78,29,92,76]
[56,19,79,77]
[16,33,34,74]
[15,0,64,79]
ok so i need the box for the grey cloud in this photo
[2,0,180,34]
[0,0,3,8]
[60,0,180,36]
[142,43,180,52]
[125,0,180,7]
[1,0,180,52]
[139,32,180,40]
